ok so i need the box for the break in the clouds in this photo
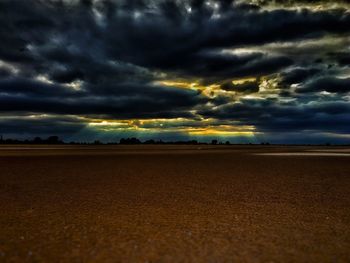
[0,0,350,143]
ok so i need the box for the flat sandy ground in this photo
[0,145,350,262]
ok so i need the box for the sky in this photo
[0,0,350,143]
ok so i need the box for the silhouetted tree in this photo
[211,139,218,145]
[190,140,198,145]
[47,136,62,144]
[34,137,42,144]
[119,138,141,144]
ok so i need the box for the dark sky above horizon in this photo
[1,0,350,143]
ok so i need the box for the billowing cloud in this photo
[298,77,350,93]
[0,0,349,143]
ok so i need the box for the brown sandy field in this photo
[0,145,350,262]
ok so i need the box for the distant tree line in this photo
[0,135,235,145]
[0,135,63,144]
[0,135,338,146]
[79,138,231,145]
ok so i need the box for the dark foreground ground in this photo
[0,145,350,262]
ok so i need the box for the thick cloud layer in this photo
[0,0,349,143]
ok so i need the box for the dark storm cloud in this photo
[101,2,350,74]
[199,100,350,133]
[1,0,349,80]
[0,0,350,142]
[0,78,82,97]
[0,115,86,137]
[328,52,350,67]
[297,77,350,93]
[337,56,350,67]
[0,78,206,118]
[0,67,11,78]
[50,69,85,84]
[0,96,198,119]
[253,0,350,6]
[155,51,293,81]
[221,81,260,93]
[280,68,322,85]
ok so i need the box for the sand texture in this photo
[0,145,350,262]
